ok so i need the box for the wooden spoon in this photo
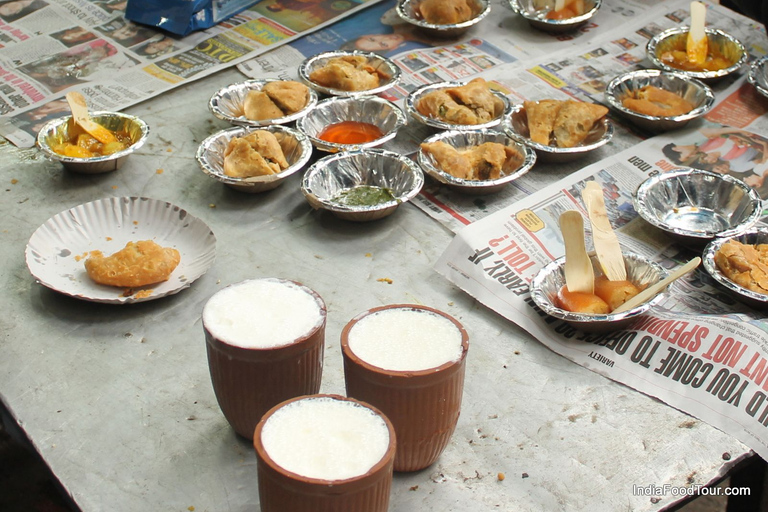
[612,257,701,314]
[582,181,627,281]
[687,1,708,66]
[560,210,594,294]
[66,92,117,144]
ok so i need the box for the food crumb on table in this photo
[156,169,163,174]
[497,472,505,481]
[10,178,17,184]
[377,277,393,284]
[209,203,216,208]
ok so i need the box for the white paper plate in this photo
[26,197,216,304]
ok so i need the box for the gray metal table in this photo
[0,66,751,511]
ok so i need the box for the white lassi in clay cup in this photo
[341,304,469,472]
[253,394,396,512]
[202,278,326,439]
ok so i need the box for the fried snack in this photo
[621,85,695,117]
[524,99,563,145]
[421,141,523,181]
[555,286,610,314]
[223,130,289,178]
[420,141,472,180]
[417,0,474,25]
[552,100,608,148]
[417,89,479,125]
[417,78,501,125]
[715,240,768,295]
[243,91,284,121]
[243,81,309,121]
[593,276,641,311]
[309,55,384,91]
[85,240,180,288]
[262,81,309,114]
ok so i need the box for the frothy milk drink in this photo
[203,278,326,439]
[341,304,469,472]
[254,395,396,512]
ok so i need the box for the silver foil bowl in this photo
[703,228,768,310]
[195,124,312,193]
[604,70,714,132]
[396,0,491,38]
[406,81,511,131]
[417,129,536,195]
[301,148,424,222]
[748,56,768,98]
[634,168,762,247]
[208,79,318,127]
[530,252,668,333]
[36,112,149,174]
[647,27,748,82]
[299,50,401,98]
[502,103,613,163]
[296,95,406,153]
[508,0,601,33]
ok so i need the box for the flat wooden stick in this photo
[612,257,701,314]
[560,211,594,293]
[582,181,627,281]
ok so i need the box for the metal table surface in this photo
[0,66,752,512]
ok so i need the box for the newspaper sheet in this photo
[0,0,384,147]
[435,127,768,460]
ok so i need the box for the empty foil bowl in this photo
[647,27,748,82]
[748,56,768,99]
[508,0,601,33]
[301,148,424,222]
[605,70,714,132]
[296,95,406,153]
[208,79,318,127]
[703,228,768,310]
[299,50,401,98]
[36,112,149,174]
[396,0,491,38]
[502,103,613,163]
[633,168,762,246]
[417,129,536,195]
[531,252,668,333]
[406,81,511,131]
[196,124,312,193]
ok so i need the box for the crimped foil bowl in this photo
[299,50,401,98]
[647,27,748,82]
[208,79,318,127]
[36,112,149,174]
[508,0,601,33]
[530,252,668,333]
[703,228,768,310]
[747,56,768,99]
[417,129,536,195]
[301,148,424,222]
[502,103,613,163]
[196,124,312,193]
[605,70,714,132]
[633,168,762,247]
[296,95,406,153]
[406,81,511,131]
[396,0,491,38]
